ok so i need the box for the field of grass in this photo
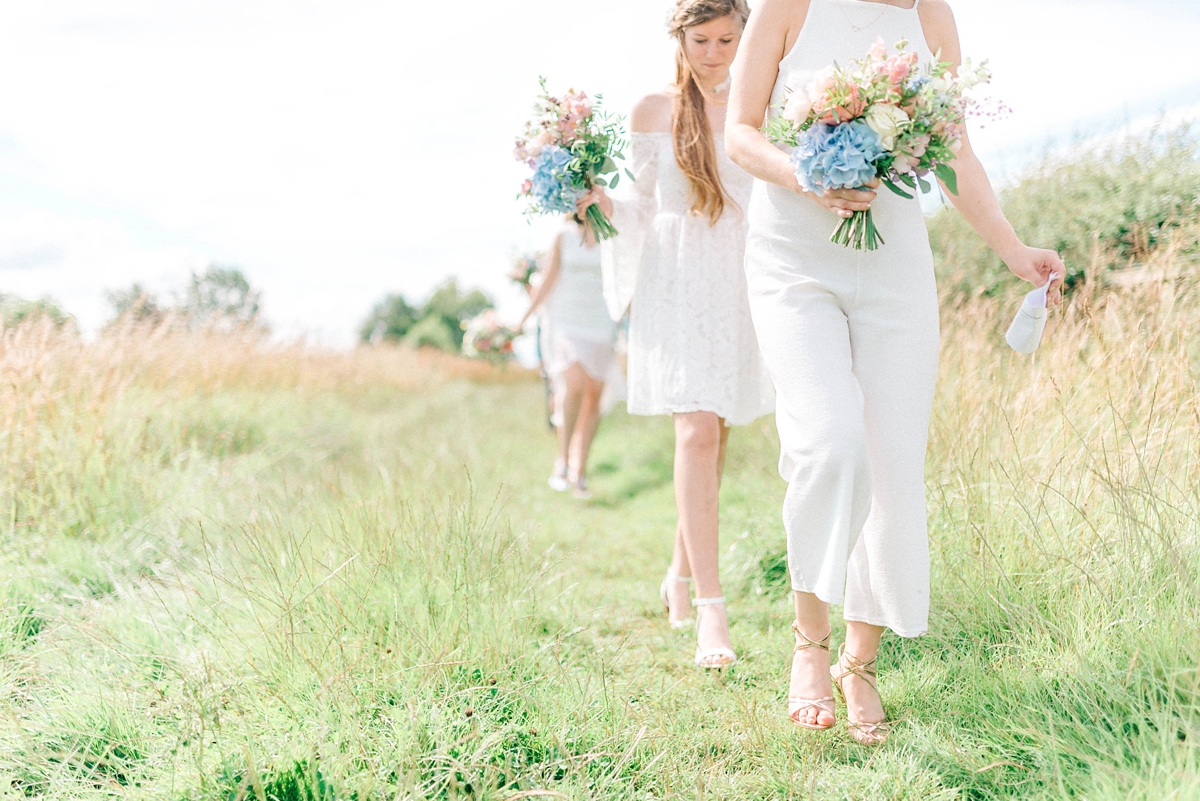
[2,132,1199,798]
[2,255,1198,799]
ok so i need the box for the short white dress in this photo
[541,223,625,415]
[602,132,774,426]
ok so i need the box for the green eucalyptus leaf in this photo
[883,178,914,200]
[934,163,959,195]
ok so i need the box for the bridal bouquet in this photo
[765,38,992,250]
[461,310,516,361]
[508,252,540,289]
[514,78,627,240]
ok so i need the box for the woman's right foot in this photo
[693,597,736,669]
[548,460,570,492]
[789,621,836,730]
[831,645,890,745]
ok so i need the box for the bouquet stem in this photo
[584,202,618,241]
[830,208,885,251]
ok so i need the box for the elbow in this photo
[723,125,750,169]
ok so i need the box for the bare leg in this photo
[567,375,605,482]
[664,521,693,624]
[674,411,731,658]
[555,364,587,470]
[838,620,887,741]
[790,591,835,728]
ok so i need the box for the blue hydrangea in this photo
[790,121,885,195]
[530,145,585,214]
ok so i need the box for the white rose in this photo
[783,89,813,125]
[864,103,909,151]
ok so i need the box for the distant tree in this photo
[358,278,493,352]
[402,314,458,351]
[182,265,263,329]
[105,283,165,325]
[0,294,73,329]
[359,293,419,344]
[418,279,492,349]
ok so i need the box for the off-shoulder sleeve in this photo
[600,133,658,322]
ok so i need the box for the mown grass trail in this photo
[1,262,1199,798]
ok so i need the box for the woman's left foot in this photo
[692,597,736,668]
[831,645,891,745]
[548,460,570,492]
[570,477,591,500]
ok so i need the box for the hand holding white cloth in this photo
[1005,273,1060,354]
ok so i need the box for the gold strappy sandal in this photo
[787,621,835,730]
[830,644,892,745]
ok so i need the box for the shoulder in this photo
[917,0,960,59]
[747,0,809,32]
[630,92,674,133]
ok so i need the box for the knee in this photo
[781,414,867,480]
[676,413,721,457]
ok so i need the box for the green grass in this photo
[1,272,1198,800]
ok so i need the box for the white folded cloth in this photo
[1006,274,1060,354]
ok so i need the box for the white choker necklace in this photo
[712,75,731,94]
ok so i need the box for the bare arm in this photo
[725,0,875,219]
[922,0,1064,298]
[518,234,562,329]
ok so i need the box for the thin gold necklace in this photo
[838,0,892,33]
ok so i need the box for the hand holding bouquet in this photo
[765,38,992,250]
[514,78,628,240]
[462,310,516,362]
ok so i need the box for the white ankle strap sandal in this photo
[659,570,694,629]
[692,597,737,669]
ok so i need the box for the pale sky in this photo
[0,0,1197,343]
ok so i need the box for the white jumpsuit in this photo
[743,0,938,637]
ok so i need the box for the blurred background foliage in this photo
[930,123,1200,297]
[359,278,493,351]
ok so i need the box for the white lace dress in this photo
[601,132,774,426]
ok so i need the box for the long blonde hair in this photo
[668,0,750,225]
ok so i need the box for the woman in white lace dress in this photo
[520,218,624,500]
[584,0,774,669]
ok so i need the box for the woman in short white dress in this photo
[520,217,624,499]
[727,0,1064,742]
[584,0,774,668]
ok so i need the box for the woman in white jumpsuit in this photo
[726,0,1064,742]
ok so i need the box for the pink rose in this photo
[526,130,554,157]
[814,84,865,125]
[867,36,888,63]
[783,89,813,124]
[806,66,839,100]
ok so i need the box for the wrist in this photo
[995,238,1026,269]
